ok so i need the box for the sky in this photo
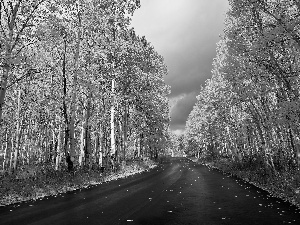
[131,0,229,135]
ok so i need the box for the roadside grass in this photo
[0,159,157,207]
[191,157,300,209]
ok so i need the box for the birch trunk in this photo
[44,128,49,163]
[138,134,141,158]
[2,130,8,170]
[9,134,14,171]
[69,3,82,165]
[0,63,10,125]
[52,129,56,163]
[99,136,103,167]
[123,103,128,160]
[99,124,103,166]
[85,91,91,167]
[94,133,99,164]
[0,31,13,125]
[13,89,22,171]
[79,124,85,167]
[55,125,63,171]
[110,79,116,156]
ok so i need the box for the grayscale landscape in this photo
[1,0,300,224]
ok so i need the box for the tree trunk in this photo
[13,89,22,171]
[79,124,85,167]
[99,128,103,167]
[85,90,91,167]
[9,134,14,172]
[55,125,63,171]
[44,127,49,163]
[94,132,99,164]
[123,102,128,160]
[79,101,86,167]
[51,129,56,163]
[0,35,13,126]
[0,64,10,125]
[69,3,82,166]
[85,125,91,168]
[110,79,116,156]
[2,130,9,170]
[139,133,143,158]
[64,126,71,168]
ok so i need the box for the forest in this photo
[4,0,300,214]
[185,0,300,205]
[0,0,172,205]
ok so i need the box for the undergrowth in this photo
[0,159,157,206]
[193,157,300,208]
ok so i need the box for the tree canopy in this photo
[185,0,300,171]
[0,0,171,172]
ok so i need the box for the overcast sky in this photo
[131,0,229,135]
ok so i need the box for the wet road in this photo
[1,157,300,225]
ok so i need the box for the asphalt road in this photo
[1,157,300,225]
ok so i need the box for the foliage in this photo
[185,0,300,173]
[184,1,300,207]
[0,0,170,174]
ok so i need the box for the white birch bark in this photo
[110,79,116,156]
[13,89,22,171]
[79,124,85,167]
[55,125,63,171]
[99,124,103,166]
[2,131,8,170]
[69,1,82,164]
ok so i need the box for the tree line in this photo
[185,0,300,173]
[0,0,171,172]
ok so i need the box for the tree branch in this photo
[11,0,46,51]
[7,68,39,89]
[0,1,8,42]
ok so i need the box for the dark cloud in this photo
[170,92,198,130]
[164,45,218,97]
[131,0,229,133]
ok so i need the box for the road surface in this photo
[1,157,300,225]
